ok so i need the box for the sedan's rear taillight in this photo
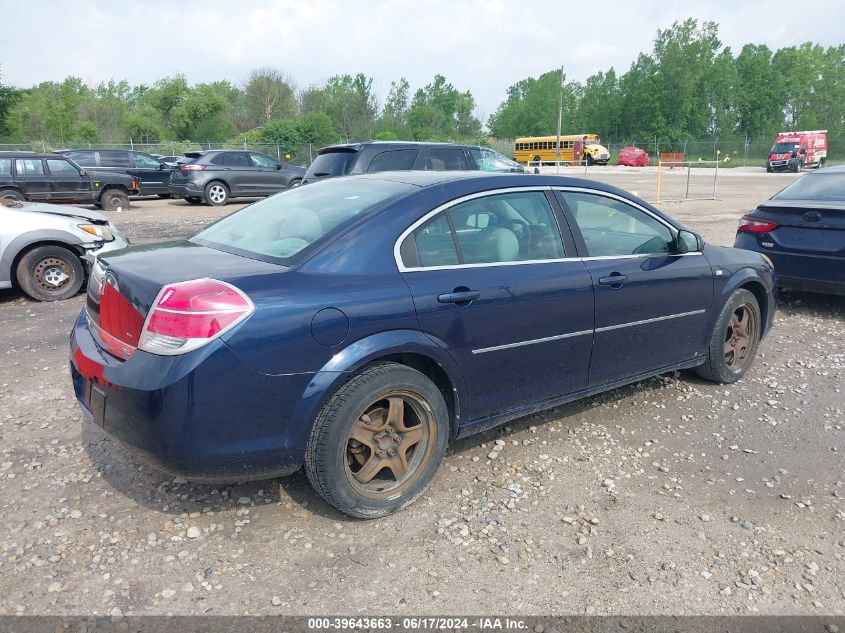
[738,215,779,233]
[179,164,205,172]
[138,279,254,356]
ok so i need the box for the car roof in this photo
[318,141,479,153]
[0,151,70,159]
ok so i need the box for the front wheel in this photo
[696,288,761,383]
[15,245,84,301]
[305,362,449,518]
[585,154,594,166]
[204,181,229,206]
[100,189,130,211]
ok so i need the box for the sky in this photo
[2,0,844,121]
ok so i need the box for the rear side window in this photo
[368,149,418,172]
[100,152,132,168]
[65,151,95,166]
[210,152,250,167]
[401,192,565,268]
[15,159,44,175]
[774,173,845,201]
[309,150,357,177]
[422,148,468,171]
[46,159,79,175]
[0,158,11,176]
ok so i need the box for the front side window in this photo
[15,159,44,175]
[133,153,162,169]
[558,191,674,257]
[401,191,565,268]
[192,178,413,263]
[46,159,79,176]
[249,152,278,169]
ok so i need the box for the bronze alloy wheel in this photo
[344,391,436,499]
[33,256,74,293]
[723,302,759,372]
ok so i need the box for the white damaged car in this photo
[0,199,129,301]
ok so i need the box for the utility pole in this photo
[555,66,564,175]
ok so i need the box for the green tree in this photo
[244,67,296,127]
[408,74,480,140]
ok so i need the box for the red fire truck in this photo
[767,130,828,172]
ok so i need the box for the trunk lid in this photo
[751,200,845,257]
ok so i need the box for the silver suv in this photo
[0,199,129,301]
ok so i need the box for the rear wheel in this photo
[696,289,761,383]
[100,189,130,211]
[288,178,302,189]
[15,245,84,301]
[0,189,24,202]
[204,181,229,206]
[305,362,449,518]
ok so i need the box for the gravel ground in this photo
[0,168,843,616]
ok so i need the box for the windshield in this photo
[191,177,414,264]
[308,150,357,177]
[773,172,845,202]
[771,143,799,154]
[584,138,602,146]
[470,148,524,172]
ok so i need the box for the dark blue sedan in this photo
[735,165,845,295]
[70,172,776,518]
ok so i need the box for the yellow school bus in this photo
[513,134,610,165]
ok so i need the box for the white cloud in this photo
[2,0,843,120]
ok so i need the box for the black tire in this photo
[585,154,594,166]
[203,181,229,206]
[532,155,541,167]
[15,245,84,301]
[0,189,25,201]
[818,158,826,169]
[184,197,203,205]
[157,193,172,199]
[288,178,302,189]
[305,362,449,518]
[696,289,761,384]
[100,189,130,211]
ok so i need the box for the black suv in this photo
[55,149,172,197]
[168,150,306,206]
[301,142,525,185]
[0,152,139,210]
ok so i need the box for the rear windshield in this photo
[774,172,845,201]
[191,178,413,264]
[309,150,357,177]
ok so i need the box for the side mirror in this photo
[159,163,166,170]
[676,229,702,254]
[275,163,283,170]
[800,148,806,155]
[79,169,86,177]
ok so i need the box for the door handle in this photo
[437,290,480,304]
[598,273,628,287]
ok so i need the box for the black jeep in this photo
[0,152,139,210]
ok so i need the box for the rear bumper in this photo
[70,310,316,481]
[168,182,203,197]
[734,235,845,297]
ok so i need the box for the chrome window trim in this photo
[470,309,707,354]
[594,309,706,333]
[394,186,563,273]
[472,329,593,355]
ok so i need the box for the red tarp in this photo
[616,146,650,167]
